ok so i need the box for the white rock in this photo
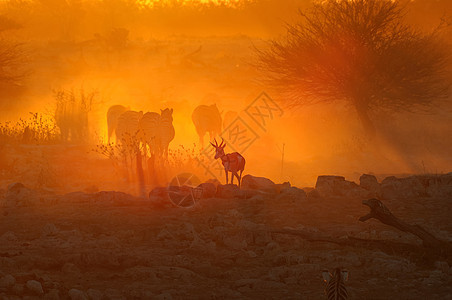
[26,280,44,295]
[68,288,88,300]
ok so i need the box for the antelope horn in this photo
[213,138,218,147]
[220,137,225,148]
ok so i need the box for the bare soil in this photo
[1,186,451,299]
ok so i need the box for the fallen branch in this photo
[360,198,452,256]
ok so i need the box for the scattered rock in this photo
[0,231,18,242]
[11,283,24,295]
[434,261,450,274]
[360,174,380,195]
[7,182,25,192]
[155,292,173,300]
[45,289,60,300]
[68,288,88,300]
[157,228,174,241]
[277,186,307,201]
[149,187,169,202]
[315,175,370,198]
[0,274,15,288]
[197,182,216,199]
[379,174,452,199]
[380,176,422,199]
[4,183,38,206]
[223,235,247,250]
[42,223,59,236]
[241,175,275,191]
[94,191,137,203]
[216,184,242,198]
[104,288,124,299]
[206,178,221,187]
[61,263,80,274]
[307,189,321,198]
[26,280,44,295]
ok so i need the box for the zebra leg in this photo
[108,127,113,144]
[239,170,243,188]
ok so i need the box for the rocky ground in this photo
[0,174,451,300]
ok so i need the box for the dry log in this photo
[360,198,451,255]
[267,198,452,264]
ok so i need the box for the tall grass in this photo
[0,112,59,145]
[54,87,99,143]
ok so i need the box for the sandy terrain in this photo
[1,179,451,299]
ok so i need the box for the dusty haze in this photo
[0,0,451,192]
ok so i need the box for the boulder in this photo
[419,173,452,198]
[94,191,137,203]
[275,182,291,193]
[149,187,169,199]
[307,189,321,199]
[277,187,307,201]
[216,184,242,198]
[7,182,25,192]
[86,288,103,300]
[45,289,60,300]
[68,288,88,300]
[359,174,380,195]
[315,175,370,198]
[197,182,217,199]
[380,176,426,199]
[241,175,275,191]
[42,223,59,237]
[0,274,15,288]
[378,173,452,199]
[26,280,44,295]
[4,182,38,206]
[206,178,221,187]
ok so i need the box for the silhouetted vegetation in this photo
[54,88,98,143]
[0,112,58,144]
[257,0,452,137]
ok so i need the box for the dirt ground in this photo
[1,184,451,299]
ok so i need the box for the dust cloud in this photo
[0,0,451,193]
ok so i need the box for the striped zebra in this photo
[158,108,175,158]
[322,268,348,300]
[116,110,143,147]
[138,112,160,156]
[107,105,129,143]
[192,104,222,148]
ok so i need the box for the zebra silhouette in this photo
[138,112,160,157]
[322,268,348,300]
[107,105,129,143]
[191,104,222,148]
[158,108,175,158]
[116,110,143,147]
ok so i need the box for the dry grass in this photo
[0,112,59,145]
